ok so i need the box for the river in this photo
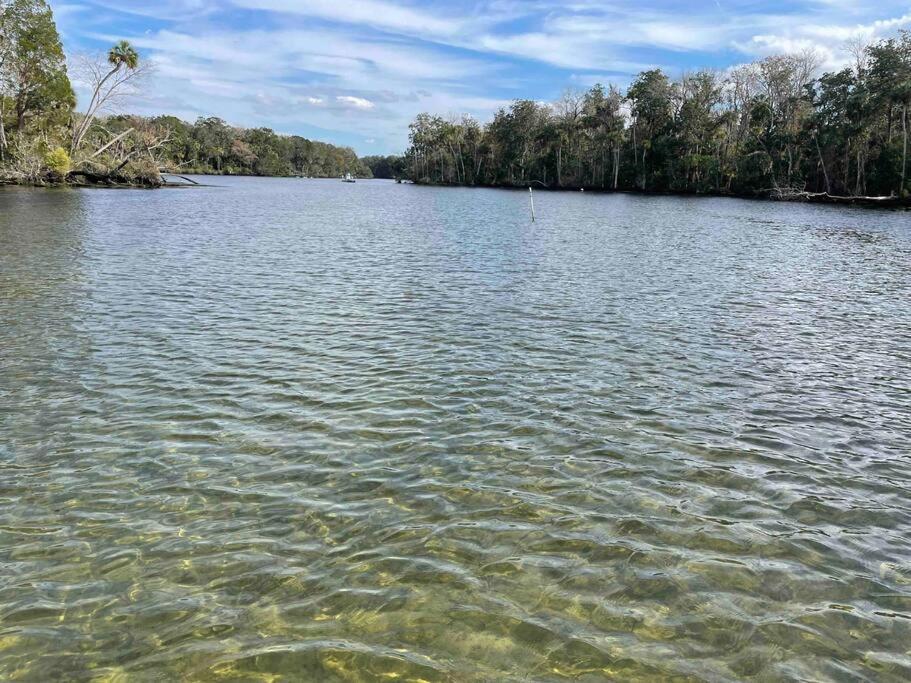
[1,178,909,680]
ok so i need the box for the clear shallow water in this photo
[1,178,910,681]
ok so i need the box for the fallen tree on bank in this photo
[767,186,910,207]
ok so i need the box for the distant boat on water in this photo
[342,172,356,183]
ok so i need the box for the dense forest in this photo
[405,35,911,200]
[361,155,406,180]
[0,0,368,185]
[99,114,370,178]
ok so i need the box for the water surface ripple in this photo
[1,179,910,681]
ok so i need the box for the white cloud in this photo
[801,13,911,41]
[733,10,911,71]
[336,95,375,109]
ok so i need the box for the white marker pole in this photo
[529,187,536,222]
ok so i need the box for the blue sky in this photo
[50,0,911,154]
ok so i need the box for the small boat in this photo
[342,172,356,183]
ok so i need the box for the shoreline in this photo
[0,172,382,190]
[4,176,908,208]
[410,181,911,209]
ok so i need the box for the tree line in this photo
[0,0,369,185]
[361,155,406,180]
[405,35,911,199]
[107,114,371,178]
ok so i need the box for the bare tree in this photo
[70,41,146,153]
[845,34,871,77]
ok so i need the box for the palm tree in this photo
[108,40,139,71]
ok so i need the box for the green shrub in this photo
[44,146,72,178]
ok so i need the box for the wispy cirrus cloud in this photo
[50,0,911,153]
[230,0,467,37]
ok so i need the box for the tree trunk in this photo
[0,97,6,159]
[641,148,647,191]
[786,146,793,186]
[613,146,619,190]
[815,133,830,194]
[557,142,562,187]
[16,100,26,131]
[844,141,850,193]
[856,148,863,196]
[447,142,460,184]
[902,103,908,196]
[89,127,135,159]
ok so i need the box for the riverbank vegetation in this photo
[0,0,368,186]
[405,34,911,201]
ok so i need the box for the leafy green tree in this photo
[676,71,724,191]
[0,0,73,145]
[626,69,676,189]
[867,32,911,195]
[808,69,856,194]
